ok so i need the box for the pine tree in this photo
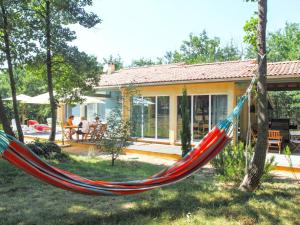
[180,88,191,157]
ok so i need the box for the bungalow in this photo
[64,60,300,145]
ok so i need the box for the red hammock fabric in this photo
[0,126,230,196]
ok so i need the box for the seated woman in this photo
[65,115,77,140]
[76,117,90,142]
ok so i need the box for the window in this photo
[177,94,228,142]
[193,95,209,140]
[130,96,170,139]
[131,97,142,137]
[211,95,228,127]
[157,96,170,138]
[143,97,156,138]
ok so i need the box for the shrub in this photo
[211,142,275,183]
[211,142,250,183]
[180,87,191,157]
[97,109,130,166]
[26,139,69,162]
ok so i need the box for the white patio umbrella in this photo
[82,96,105,104]
[3,94,33,103]
[28,92,105,104]
[26,92,52,104]
[133,97,155,106]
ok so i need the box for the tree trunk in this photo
[45,0,57,141]
[111,154,115,166]
[0,94,15,136]
[240,0,268,192]
[0,3,24,142]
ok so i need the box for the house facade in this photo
[65,60,300,145]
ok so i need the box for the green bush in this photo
[211,142,275,183]
[96,109,130,166]
[26,139,69,162]
[211,142,250,183]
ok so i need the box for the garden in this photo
[0,140,299,225]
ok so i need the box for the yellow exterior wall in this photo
[123,81,239,144]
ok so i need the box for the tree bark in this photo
[240,0,268,192]
[0,94,15,136]
[0,3,24,142]
[45,0,57,141]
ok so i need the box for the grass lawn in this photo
[0,155,299,225]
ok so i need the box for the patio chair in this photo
[89,124,107,143]
[268,130,283,154]
[11,119,37,134]
[28,120,51,132]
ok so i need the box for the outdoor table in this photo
[290,140,300,152]
[290,130,300,140]
[290,130,300,152]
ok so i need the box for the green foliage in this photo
[283,146,299,181]
[211,142,251,182]
[0,0,36,65]
[269,91,300,126]
[244,21,300,62]
[243,15,258,51]
[180,87,191,157]
[166,31,241,64]
[0,155,299,225]
[97,109,130,166]
[26,0,102,104]
[131,57,158,67]
[26,139,69,161]
[212,142,276,183]
[267,23,300,62]
[51,48,102,104]
[103,55,123,71]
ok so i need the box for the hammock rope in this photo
[0,76,256,196]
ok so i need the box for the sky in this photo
[70,0,300,65]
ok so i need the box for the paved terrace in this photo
[24,133,300,171]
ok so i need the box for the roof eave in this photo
[95,74,300,90]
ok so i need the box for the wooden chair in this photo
[268,130,283,154]
[89,124,107,142]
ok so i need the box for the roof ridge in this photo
[182,60,255,68]
[267,60,300,65]
[120,62,185,71]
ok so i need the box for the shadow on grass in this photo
[0,156,299,225]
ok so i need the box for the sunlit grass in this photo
[0,155,299,225]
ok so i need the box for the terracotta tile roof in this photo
[98,60,300,88]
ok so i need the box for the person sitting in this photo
[76,117,90,142]
[65,115,77,140]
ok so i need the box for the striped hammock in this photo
[0,78,255,196]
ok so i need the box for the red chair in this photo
[28,120,50,132]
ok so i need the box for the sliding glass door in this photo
[157,96,170,138]
[193,95,209,140]
[131,96,170,139]
[211,95,228,127]
[131,97,142,137]
[177,94,228,142]
[143,97,156,138]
